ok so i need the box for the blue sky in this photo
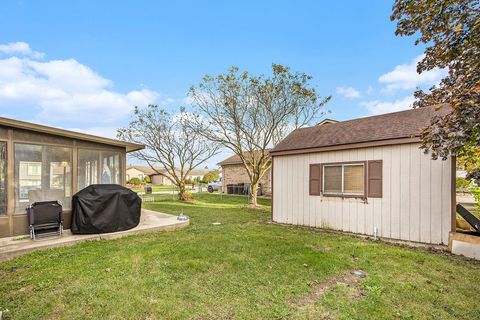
[0,1,445,167]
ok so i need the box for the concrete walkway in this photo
[457,193,476,205]
[0,209,189,263]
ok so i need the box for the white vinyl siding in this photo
[272,143,452,245]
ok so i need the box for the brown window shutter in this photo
[309,164,321,196]
[367,160,382,198]
[319,164,322,193]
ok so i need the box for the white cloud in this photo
[366,85,373,95]
[0,41,44,58]
[336,86,360,99]
[67,126,119,139]
[163,97,175,104]
[379,55,447,92]
[361,95,415,115]
[0,44,158,126]
[182,96,195,105]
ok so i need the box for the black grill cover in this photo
[71,184,142,234]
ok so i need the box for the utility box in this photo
[145,185,152,194]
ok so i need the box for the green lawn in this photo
[1,194,479,319]
[128,184,182,193]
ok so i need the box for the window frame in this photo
[13,142,73,214]
[322,161,366,198]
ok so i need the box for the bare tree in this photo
[187,64,330,206]
[117,105,220,201]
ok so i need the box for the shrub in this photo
[128,177,143,186]
[456,177,470,192]
[184,178,193,185]
[143,175,151,183]
[469,181,480,209]
[202,171,220,183]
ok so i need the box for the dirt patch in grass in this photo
[255,220,273,225]
[305,244,332,253]
[18,284,34,293]
[293,271,366,307]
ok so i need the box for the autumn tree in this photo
[118,105,220,201]
[187,64,330,206]
[202,171,219,183]
[457,147,480,182]
[391,0,480,165]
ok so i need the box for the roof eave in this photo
[125,144,145,153]
[0,116,145,153]
[219,161,243,166]
[270,136,420,156]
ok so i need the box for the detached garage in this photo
[270,106,455,245]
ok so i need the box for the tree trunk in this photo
[178,182,189,201]
[249,182,259,207]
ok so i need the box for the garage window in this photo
[323,163,365,197]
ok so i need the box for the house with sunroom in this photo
[0,117,143,238]
[270,106,456,245]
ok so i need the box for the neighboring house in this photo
[126,166,149,181]
[126,166,213,185]
[126,166,174,185]
[0,116,144,238]
[316,118,339,126]
[270,106,455,245]
[219,151,272,196]
[187,168,210,182]
[456,170,467,178]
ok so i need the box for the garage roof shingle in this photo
[271,106,450,154]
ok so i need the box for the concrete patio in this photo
[0,209,189,262]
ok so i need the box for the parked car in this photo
[207,179,222,193]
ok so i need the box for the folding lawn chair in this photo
[26,200,63,240]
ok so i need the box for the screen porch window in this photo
[14,144,72,213]
[323,163,365,196]
[78,149,121,190]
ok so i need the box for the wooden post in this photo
[451,156,456,233]
[121,149,127,186]
[7,129,14,236]
[72,140,78,194]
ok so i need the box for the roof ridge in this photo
[287,106,436,136]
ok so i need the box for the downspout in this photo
[271,156,274,221]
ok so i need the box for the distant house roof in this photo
[316,118,339,126]
[219,150,271,166]
[271,105,451,156]
[218,154,243,166]
[127,166,209,177]
[126,166,168,175]
[189,168,210,176]
[0,116,144,152]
